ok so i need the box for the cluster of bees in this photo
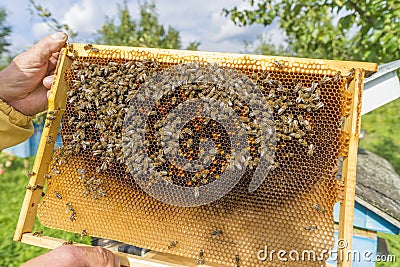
[60,59,160,174]
[250,69,342,157]
[123,62,275,189]
[57,53,350,193]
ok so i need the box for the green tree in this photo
[0,8,11,55]
[0,7,11,69]
[223,0,400,63]
[96,2,199,50]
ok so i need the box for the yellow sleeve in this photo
[0,98,35,150]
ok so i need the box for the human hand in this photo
[0,32,67,116]
[21,245,120,267]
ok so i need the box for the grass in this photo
[0,154,90,267]
[377,233,400,267]
[360,98,400,174]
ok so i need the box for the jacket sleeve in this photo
[0,98,34,150]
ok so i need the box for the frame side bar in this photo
[14,49,71,241]
[337,68,365,267]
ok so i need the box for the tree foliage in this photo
[96,2,199,50]
[223,0,400,63]
[29,0,78,39]
[29,0,199,50]
[0,8,11,57]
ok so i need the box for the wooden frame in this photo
[337,68,365,267]
[14,44,377,266]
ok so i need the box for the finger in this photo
[47,52,60,74]
[43,75,54,89]
[27,32,68,68]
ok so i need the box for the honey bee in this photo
[307,144,315,156]
[78,229,88,239]
[27,171,36,177]
[312,203,326,213]
[273,60,284,69]
[69,211,77,222]
[47,115,57,120]
[235,255,240,267]
[320,75,332,84]
[314,102,324,110]
[305,225,318,231]
[54,191,62,199]
[33,230,43,237]
[333,71,342,82]
[211,229,223,238]
[345,68,355,81]
[194,187,200,199]
[83,44,99,53]
[168,240,178,249]
[298,138,308,146]
[195,250,205,265]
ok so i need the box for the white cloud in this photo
[62,0,108,35]
[32,22,53,40]
[4,0,284,55]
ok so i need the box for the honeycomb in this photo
[37,44,361,266]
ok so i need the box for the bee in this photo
[181,128,193,135]
[194,187,200,199]
[305,225,318,231]
[54,191,62,199]
[307,144,315,156]
[195,250,205,265]
[47,115,57,120]
[70,211,77,222]
[273,60,284,69]
[314,102,324,110]
[76,168,86,174]
[45,174,51,179]
[211,229,223,238]
[333,71,342,82]
[235,255,240,267]
[312,203,326,213]
[168,240,178,249]
[66,202,75,212]
[66,42,74,53]
[46,136,53,144]
[32,230,43,237]
[81,229,88,239]
[62,241,74,245]
[277,104,288,115]
[47,110,58,115]
[320,75,332,84]
[27,171,36,177]
[345,68,355,81]
[83,44,99,53]
[298,138,308,146]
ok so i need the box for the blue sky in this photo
[1,0,284,55]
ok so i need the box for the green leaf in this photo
[338,14,354,30]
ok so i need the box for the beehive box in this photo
[15,44,377,267]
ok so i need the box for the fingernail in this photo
[51,32,67,41]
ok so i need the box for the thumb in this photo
[28,32,68,67]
